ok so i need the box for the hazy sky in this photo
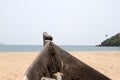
[0,0,120,45]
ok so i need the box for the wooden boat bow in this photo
[23,32,111,80]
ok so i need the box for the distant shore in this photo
[0,51,120,80]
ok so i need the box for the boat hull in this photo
[24,42,110,80]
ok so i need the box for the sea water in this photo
[0,45,120,52]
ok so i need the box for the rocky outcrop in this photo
[100,33,120,46]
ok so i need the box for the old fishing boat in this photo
[23,32,110,80]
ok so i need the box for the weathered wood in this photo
[24,32,110,80]
[43,32,53,46]
[24,41,110,80]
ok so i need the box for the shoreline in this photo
[0,51,120,80]
[0,50,120,52]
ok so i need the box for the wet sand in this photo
[0,51,120,80]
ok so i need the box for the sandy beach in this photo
[0,51,120,80]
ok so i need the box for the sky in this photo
[0,0,120,45]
